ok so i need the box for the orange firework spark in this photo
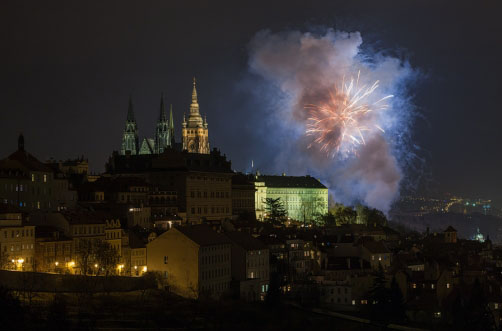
[305,71,393,158]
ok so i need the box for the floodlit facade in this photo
[0,207,35,270]
[147,225,231,299]
[253,174,329,223]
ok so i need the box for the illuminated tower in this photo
[168,104,175,146]
[120,96,139,155]
[182,78,209,154]
[154,93,170,153]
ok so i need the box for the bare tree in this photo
[75,239,93,275]
[0,250,9,270]
[94,240,119,277]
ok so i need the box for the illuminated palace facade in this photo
[120,78,209,156]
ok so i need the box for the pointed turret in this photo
[121,95,139,155]
[159,93,167,122]
[169,104,175,145]
[190,77,201,116]
[169,104,174,129]
[154,93,170,154]
[191,77,198,104]
[127,95,135,122]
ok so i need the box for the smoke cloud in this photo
[247,29,416,212]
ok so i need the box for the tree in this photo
[264,198,287,222]
[94,240,120,276]
[76,239,119,276]
[320,213,337,227]
[300,196,326,226]
[389,276,406,323]
[75,239,94,275]
[0,250,9,270]
[366,264,389,321]
[357,205,387,227]
[330,204,357,225]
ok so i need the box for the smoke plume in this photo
[247,29,415,212]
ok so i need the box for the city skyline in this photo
[1,0,501,203]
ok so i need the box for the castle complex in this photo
[120,78,209,155]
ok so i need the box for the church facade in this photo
[120,79,209,155]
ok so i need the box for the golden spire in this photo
[192,77,198,104]
[190,76,200,115]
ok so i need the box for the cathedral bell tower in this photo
[182,78,209,154]
[120,96,139,155]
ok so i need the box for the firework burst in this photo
[305,71,393,158]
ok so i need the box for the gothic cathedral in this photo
[120,78,209,155]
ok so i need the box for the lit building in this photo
[147,225,231,299]
[31,211,107,274]
[224,231,269,301]
[34,226,72,273]
[105,218,122,257]
[106,149,233,223]
[231,173,256,218]
[0,134,77,211]
[0,206,35,270]
[182,78,209,154]
[120,94,175,156]
[253,174,328,223]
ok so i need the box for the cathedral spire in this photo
[127,95,135,122]
[190,77,200,115]
[169,104,174,129]
[192,77,198,104]
[159,93,167,121]
[121,95,139,155]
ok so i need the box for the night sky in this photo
[1,1,501,203]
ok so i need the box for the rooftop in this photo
[176,224,232,247]
[225,231,268,251]
[255,175,327,189]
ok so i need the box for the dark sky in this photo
[1,0,501,202]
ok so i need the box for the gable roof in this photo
[1,150,52,173]
[176,224,231,246]
[255,175,326,189]
[444,226,457,233]
[362,240,391,254]
[225,231,268,251]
